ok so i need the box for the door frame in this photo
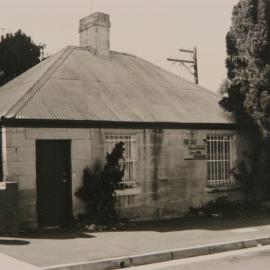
[36,139,73,227]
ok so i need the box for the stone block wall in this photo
[2,127,246,227]
[91,128,244,221]
[3,128,92,228]
[0,182,18,233]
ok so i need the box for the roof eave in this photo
[0,117,237,130]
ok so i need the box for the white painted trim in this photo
[1,127,8,181]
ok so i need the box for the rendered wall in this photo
[3,127,245,228]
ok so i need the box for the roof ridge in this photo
[4,46,75,118]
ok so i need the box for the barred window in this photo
[207,135,236,187]
[105,135,136,182]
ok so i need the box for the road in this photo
[119,245,270,270]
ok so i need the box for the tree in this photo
[100,141,125,219]
[76,142,125,226]
[0,30,45,86]
[220,0,270,200]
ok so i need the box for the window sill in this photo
[115,187,141,196]
[205,184,241,193]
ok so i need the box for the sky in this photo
[1,0,239,92]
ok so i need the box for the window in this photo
[207,135,236,187]
[105,134,136,183]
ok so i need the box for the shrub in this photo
[75,162,102,224]
[190,196,243,218]
[232,160,253,204]
[189,196,270,219]
[75,142,125,227]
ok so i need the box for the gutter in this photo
[0,117,237,130]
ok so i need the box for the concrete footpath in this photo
[0,252,41,270]
[1,218,270,270]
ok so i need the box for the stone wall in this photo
[91,129,244,221]
[3,128,92,228]
[2,127,246,227]
[0,182,18,234]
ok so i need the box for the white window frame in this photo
[104,134,137,185]
[206,134,236,187]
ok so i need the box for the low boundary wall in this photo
[0,182,18,234]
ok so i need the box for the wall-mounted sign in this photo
[184,145,207,160]
[0,182,6,190]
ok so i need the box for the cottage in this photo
[0,12,246,228]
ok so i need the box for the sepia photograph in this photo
[1,0,270,269]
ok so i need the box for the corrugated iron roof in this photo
[0,46,233,124]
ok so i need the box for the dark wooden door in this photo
[36,140,72,227]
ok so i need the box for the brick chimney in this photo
[79,12,111,59]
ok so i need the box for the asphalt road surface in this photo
[119,245,270,270]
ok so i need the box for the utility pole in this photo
[167,47,199,84]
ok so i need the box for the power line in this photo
[167,47,199,85]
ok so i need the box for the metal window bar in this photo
[105,135,136,183]
[207,135,235,187]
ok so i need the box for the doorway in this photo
[36,140,72,227]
